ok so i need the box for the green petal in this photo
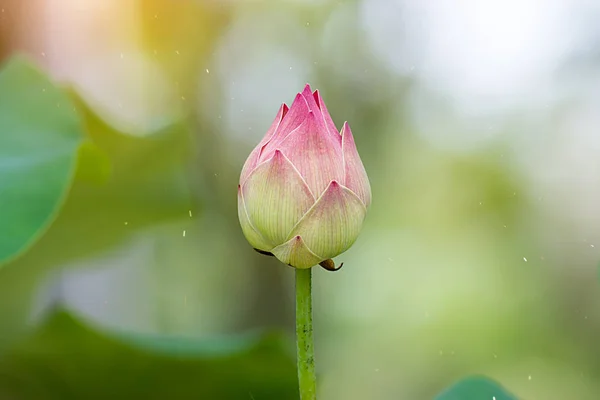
[242,150,315,245]
[288,180,366,260]
[237,185,272,251]
[271,235,322,269]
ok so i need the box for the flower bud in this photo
[238,84,371,269]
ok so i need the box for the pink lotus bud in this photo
[238,84,371,269]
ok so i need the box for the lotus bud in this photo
[237,84,371,269]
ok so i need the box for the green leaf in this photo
[0,310,298,399]
[1,86,196,272]
[0,56,85,266]
[0,61,196,353]
[26,88,197,264]
[435,375,519,400]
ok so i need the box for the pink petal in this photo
[300,85,332,139]
[341,122,371,207]
[242,150,315,246]
[263,103,289,144]
[259,93,309,163]
[278,111,344,197]
[301,85,341,145]
[288,180,367,260]
[271,235,322,269]
[240,103,288,184]
[301,84,320,113]
[313,89,341,143]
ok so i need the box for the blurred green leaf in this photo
[0,56,85,266]
[0,310,298,400]
[435,375,518,400]
[0,58,196,353]
[1,84,196,271]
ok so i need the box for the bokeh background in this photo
[1,0,600,398]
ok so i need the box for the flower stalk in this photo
[296,268,316,400]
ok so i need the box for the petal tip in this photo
[341,121,351,132]
[272,149,284,159]
[305,110,318,124]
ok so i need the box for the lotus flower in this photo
[237,84,371,269]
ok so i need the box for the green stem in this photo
[296,268,316,400]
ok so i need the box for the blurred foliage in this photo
[434,376,518,400]
[0,54,194,348]
[0,55,195,270]
[0,309,298,400]
[0,57,84,266]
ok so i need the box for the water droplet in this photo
[120,53,124,59]
[528,375,532,380]
[182,230,186,237]
[523,257,528,262]
[206,69,210,74]
[41,52,46,57]
[124,222,128,225]
[175,50,180,55]
[189,210,193,217]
